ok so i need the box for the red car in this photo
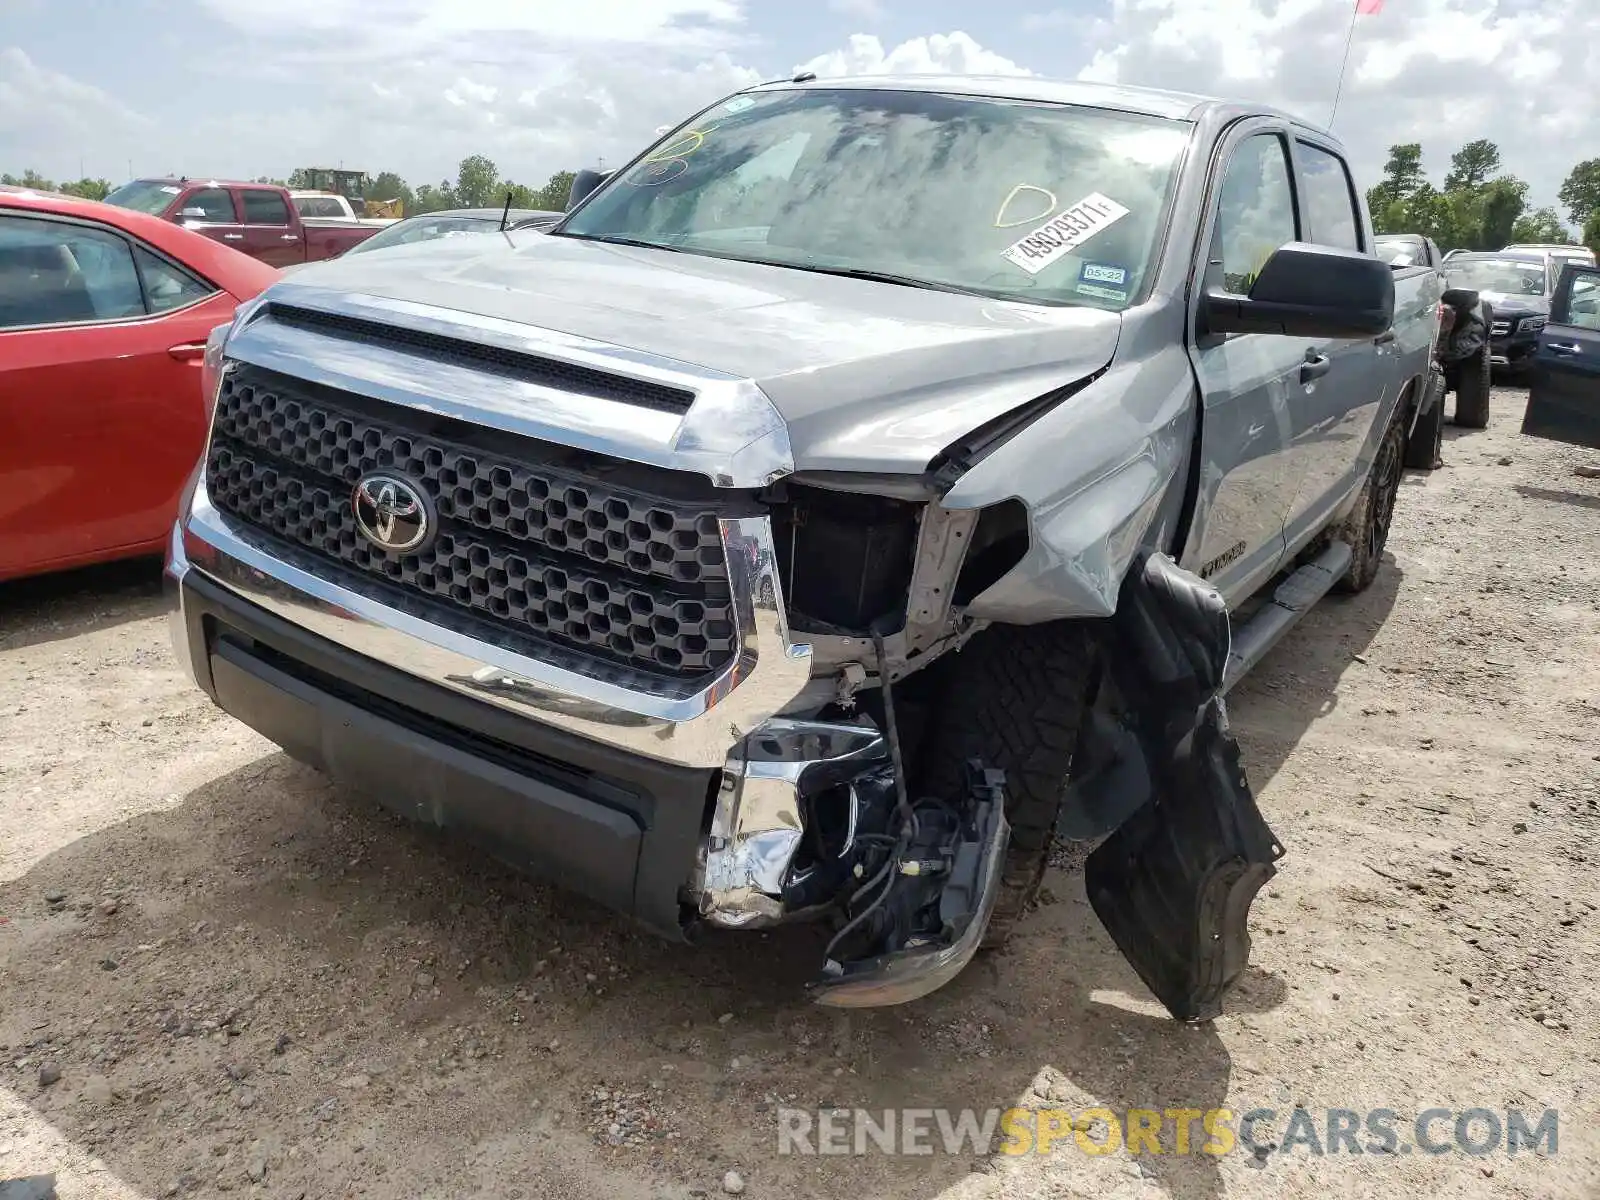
[0,185,279,582]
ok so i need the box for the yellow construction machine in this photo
[299,168,403,219]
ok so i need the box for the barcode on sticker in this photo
[1001,193,1131,276]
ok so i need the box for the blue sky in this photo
[0,0,1591,218]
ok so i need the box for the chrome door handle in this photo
[222,233,243,240]
[280,234,299,240]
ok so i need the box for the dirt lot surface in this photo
[2,387,1597,1200]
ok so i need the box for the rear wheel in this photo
[1335,412,1406,594]
[915,622,1093,947]
[1404,367,1446,470]
[1454,346,1491,430]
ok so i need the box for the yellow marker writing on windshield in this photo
[994,183,1058,228]
[643,125,719,164]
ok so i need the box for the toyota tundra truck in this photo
[165,77,1439,1020]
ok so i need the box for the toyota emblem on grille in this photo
[352,473,432,554]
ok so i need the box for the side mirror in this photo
[565,169,613,212]
[1205,242,1396,339]
[179,207,209,220]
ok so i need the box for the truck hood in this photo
[280,231,1124,474]
[1478,292,1549,316]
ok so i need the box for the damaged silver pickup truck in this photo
[165,77,1440,1020]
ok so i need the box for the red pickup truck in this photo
[103,178,379,267]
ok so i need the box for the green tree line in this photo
[264,158,577,216]
[2,157,577,215]
[1367,140,1600,254]
[20,144,1599,254]
[0,169,114,200]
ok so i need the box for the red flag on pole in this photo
[1356,0,1383,14]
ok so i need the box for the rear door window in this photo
[241,189,291,226]
[185,188,238,223]
[1295,141,1362,251]
[132,244,217,314]
[0,215,145,328]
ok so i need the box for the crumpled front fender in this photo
[940,346,1196,622]
[1083,550,1284,1022]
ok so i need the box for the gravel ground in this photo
[1,386,1597,1200]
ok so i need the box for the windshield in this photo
[1444,257,1549,296]
[350,214,505,255]
[103,179,184,215]
[558,88,1191,309]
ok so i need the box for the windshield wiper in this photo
[552,235,1000,298]
[553,232,682,253]
[782,264,990,296]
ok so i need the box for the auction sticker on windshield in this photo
[1002,193,1131,277]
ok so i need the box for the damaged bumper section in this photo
[167,498,1015,1010]
[700,716,1011,1006]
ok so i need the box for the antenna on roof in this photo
[499,189,513,232]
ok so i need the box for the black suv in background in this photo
[1442,249,1558,379]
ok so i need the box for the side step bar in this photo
[1221,539,1353,695]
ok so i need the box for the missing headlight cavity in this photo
[771,484,920,633]
[953,499,1029,605]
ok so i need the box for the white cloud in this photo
[1,3,763,188]
[796,31,1032,79]
[1075,0,1595,217]
[1019,10,1074,33]
[827,0,885,20]
[0,47,155,177]
[194,0,744,48]
[442,79,499,108]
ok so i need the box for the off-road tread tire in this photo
[916,622,1093,948]
[1334,412,1406,594]
[1454,344,1491,430]
[1404,368,1446,470]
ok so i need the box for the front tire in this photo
[915,622,1093,947]
[1335,411,1405,594]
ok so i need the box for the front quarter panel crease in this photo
[941,348,1197,622]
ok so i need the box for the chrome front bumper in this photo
[167,472,814,770]
[698,718,890,928]
[167,505,1007,989]
[169,505,886,933]
[167,496,877,933]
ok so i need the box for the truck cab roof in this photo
[127,176,267,190]
[754,74,1332,139]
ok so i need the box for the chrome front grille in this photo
[205,361,750,685]
[1491,320,1510,336]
